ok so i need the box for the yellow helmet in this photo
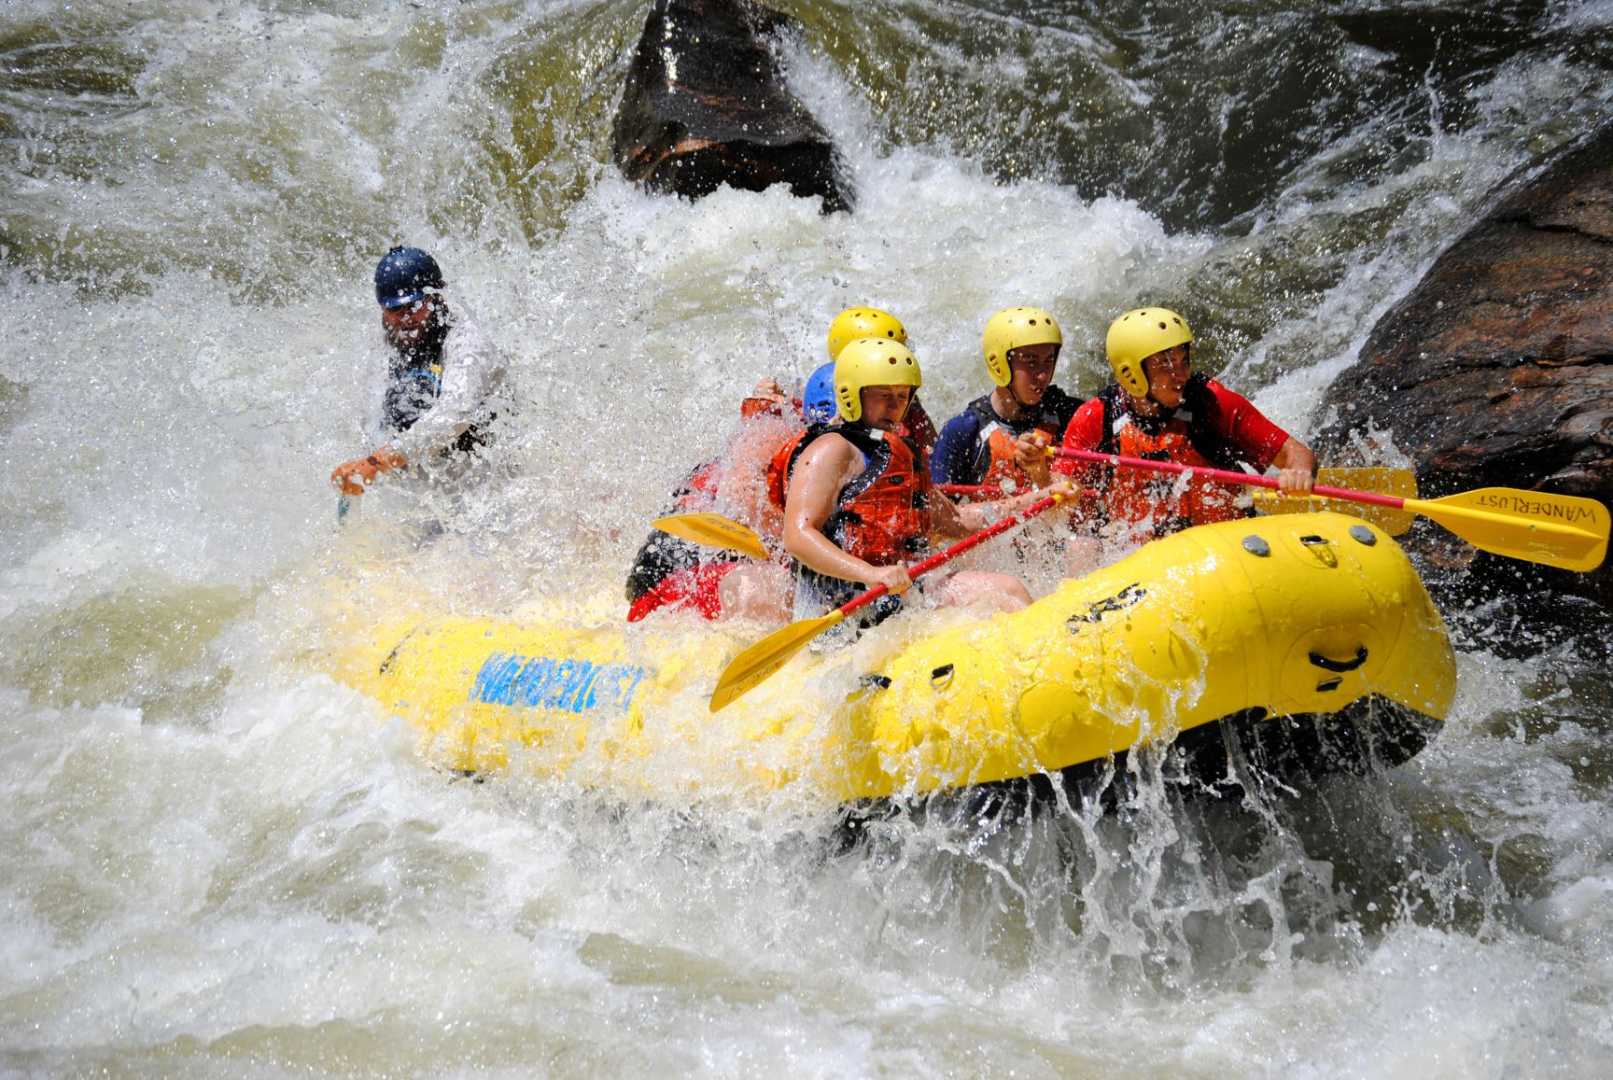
[982,306,1063,387]
[1106,307,1193,397]
[834,337,922,422]
[826,306,907,361]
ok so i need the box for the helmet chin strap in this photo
[1134,384,1173,416]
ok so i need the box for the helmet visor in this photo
[379,289,428,311]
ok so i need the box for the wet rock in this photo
[1314,122,1613,607]
[611,0,851,212]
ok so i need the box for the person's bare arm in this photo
[783,436,912,593]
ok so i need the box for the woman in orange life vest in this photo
[930,306,1082,498]
[783,337,1076,630]
[762,305,938,529]
[626,305,930,625]
[623,377,816,623]
[1054,307,1316,566]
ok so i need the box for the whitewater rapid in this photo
[4,1,1613,1075]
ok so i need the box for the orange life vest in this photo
[765,431,807,514]
[958,391,1075,498]
[769,423,931,567]
[1094,377,1252,533]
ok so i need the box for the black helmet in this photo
[374,246,444,309]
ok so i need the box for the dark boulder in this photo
[611,0,851,212]
[1314,123,1613,608]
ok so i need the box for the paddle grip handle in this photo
[838,494,1064,618]
[1053,448,1408,512]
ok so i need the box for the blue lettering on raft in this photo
[469,652,651,714]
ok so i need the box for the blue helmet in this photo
[802,362,836,424]
[374,246,444,309]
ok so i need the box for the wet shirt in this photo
[370,301,509,462]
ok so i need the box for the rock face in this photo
[1314,123,1613,605]
[611,0,851,212]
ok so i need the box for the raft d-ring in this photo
[930,663,955,691]
[1300,534,1338,568]
[1349,525,1377,546]
[1241,535,1271,557]
[1308,646,1368,673]
[844,673,892,704]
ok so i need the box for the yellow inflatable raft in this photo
[329,512,1456,804]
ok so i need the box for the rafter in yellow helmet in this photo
[982,306,1063,387]
[1106,307,1193,398]
[833,337,922,422]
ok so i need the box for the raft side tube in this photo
[832,513,1455,800]
[329,514,1455,803]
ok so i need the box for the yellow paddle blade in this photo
[1413,487,1609,572]
[652,512,770,561]
[710,610,844,712]
[1251,467,1418,535]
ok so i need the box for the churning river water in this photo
[3,1,1613,1075]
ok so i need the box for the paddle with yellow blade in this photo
[709,491,1070,712]
[651,512,771,561]
[1054,447,1609,572]
[1250,467,1418,535]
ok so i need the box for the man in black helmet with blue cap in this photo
[331,246,508,498]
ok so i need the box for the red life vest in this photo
[625,561,740,623]
[769,423,931,567]
[1093,375,1252,532]
[676,459,721,511]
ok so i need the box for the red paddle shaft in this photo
[1052,447,1400,508]
[839,493,1065,618]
